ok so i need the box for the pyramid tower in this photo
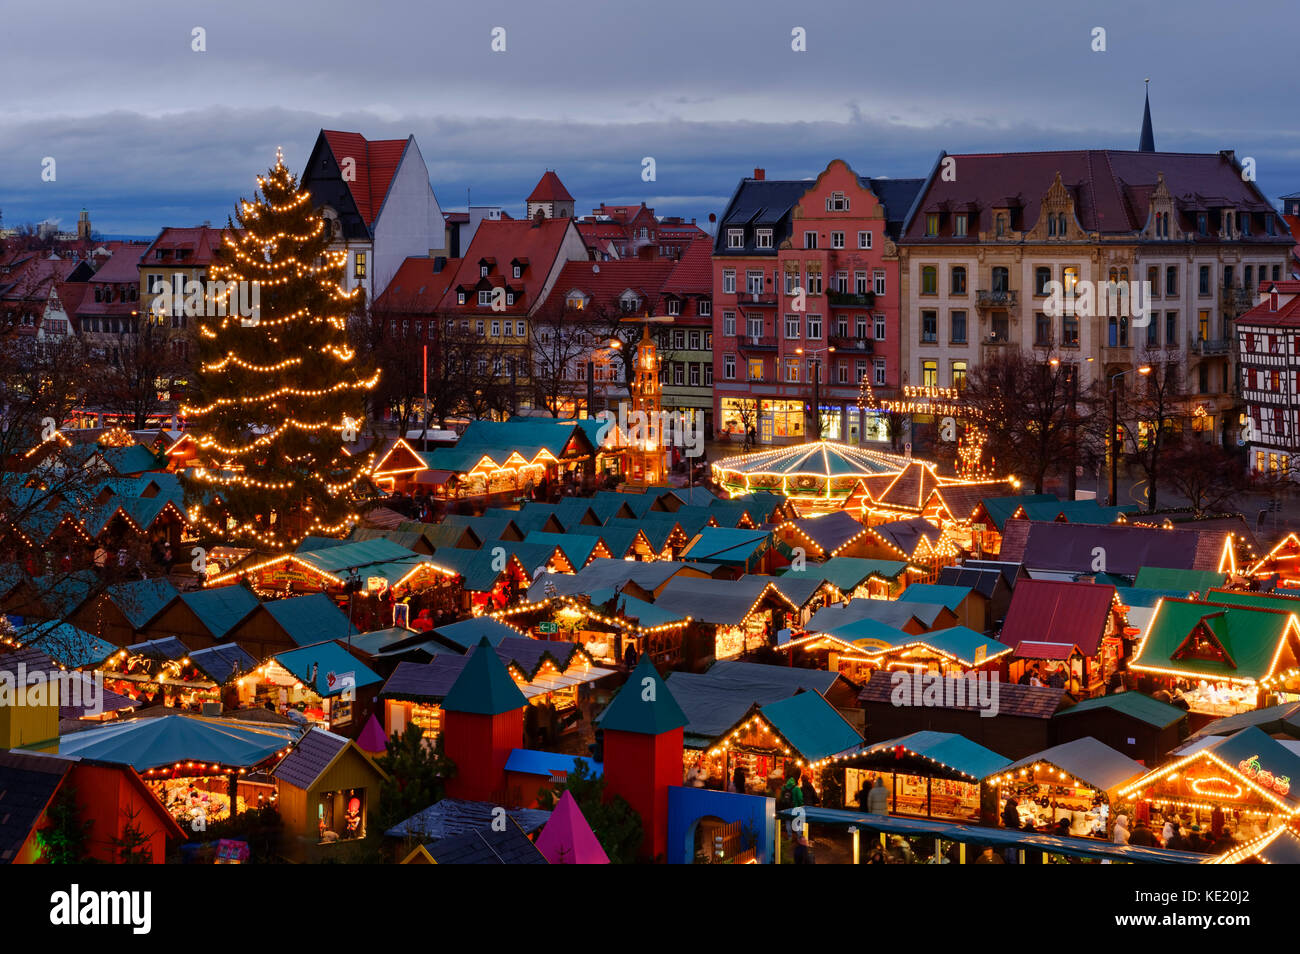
[536,789,610,864]
[442,638,527,802]
[599,654,688,861]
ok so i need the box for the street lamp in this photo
[1109,364,1151,506]
[795,345,835,440]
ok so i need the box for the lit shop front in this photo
[989,739,1146,837]
[830,733,1007,822]
[491,595,692,668]
[1117,727,1300,843]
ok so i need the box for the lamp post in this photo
[795,345,835,440]
[1109,364,1151,507]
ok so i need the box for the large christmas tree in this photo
[182,150,378,550]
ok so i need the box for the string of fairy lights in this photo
[180,148,378,550]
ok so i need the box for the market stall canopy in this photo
[504,748,602,779]
[1134,566,1228,596]
[999,579,1117,657]
[431,616,524,650]
[176,585,261,640]
[859,670,1068,720]
[898,583,974,613]
[270,641,382,697]
[652,575,795,626]
[385,797,551,842]
[259,593,360,647]
[54,714,301,771]
[665,662,844,747]
[710,690,862,765]
[997,737,1146,792]
[777,557,910,593]
[1055,692,1187,731]
[535,790,609,864]
[781,511,872,559]
[854,731,1011,780]
[102,577,180,629]
[1129,597,1300,684]
[808,598,953,634]
[976,494,1058,533]
[15,621,117,669]
[271,725,386,791]
[525,558,713,601]
[998,519,1235,578]
[679,527,772,570]
[1187,701,1300,742]
[187,644,255,685]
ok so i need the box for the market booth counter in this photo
[989,737,1148,838]
[780,621,1009,687]
[258,641,384,735]
[1118,726,1300,845]
[651,575,799,664]
[829,730,1010,822]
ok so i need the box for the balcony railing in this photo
[827,290,876,308]
[829,335,873,353]
[741,291,779,306]
[976,289,1018,309]
[1194,337,1232,355]
[738,334,779,350]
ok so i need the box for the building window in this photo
[874,270,886,296]
[834,270,849,293]
[951,310,967,343]
[724,312,736,336]
[874,315,886,340]
[699,300,712,317]
[476,320,485,335]
[954,214,968,238]
[1035,312,1051,346]
[723,270,736,294]
[925,214,940,237]
[858,231,872,249]
[1146,316,1158,347]
[727,229,744,249]
[724,354,736,379]
[827,191,850,212]
[951,266,967,295]
[747,358,763,381]
[688,331,701,350]
[354,252,367,278]
[747,316,764,338]
[515,320,526,336]
[1198,310,1210,342]
[922,360,938,387]
[1165,312,1176,346]
[704,364,713,386]
[1034,266,1052,296]
[805,270,823,295]
[807,315,822,340]
[785,314,800,339]
[785,357,800,382]
[755,228,773,249]
[831,231,845,249]
[747,270,765,295]
[1166,266,1177,297]
[921,266,937,296]
[512,265,522,279]
[804,231,818,250]
[921,310,937,343]
[490,320,500,336]
[869,358,880,384]
[952,360,968,390]
[667,299,681,316]
[477,290,492,306]
[1062,315,1079,346]
[995,214,1006,237]
[855,270,869,295]
[1199,266,1211,295]
[674,364,685,386]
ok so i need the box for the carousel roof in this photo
[714,440,912,479]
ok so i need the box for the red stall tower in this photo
[599,654,688,862]
[442,637,528,802]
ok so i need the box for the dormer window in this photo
[1266,214,1276,235]
[727,228,744,249]
[1240,213,1252,236]
[1197,213,1208,236]
[620,291,640,313]
[995,214,1006,237]
[480,265,489,278]
[477,289,492,306]
[925,214,939,237]
[457,291,466,305]
[756,228,773,249]
[827,192,849,212]
[567,290,588,311]
[512,265,521,279]
[667,299,681,316]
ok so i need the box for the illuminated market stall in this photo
[1118,726,1300,843]
[779,622,1010,685]
[830,731,1009,821]
[711,440,915,515]
[987,737,1146,837]
[258,641,383,732]
[53,713,302,828]
[491,591,692,668]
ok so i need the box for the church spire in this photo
[1138,78,1155,152]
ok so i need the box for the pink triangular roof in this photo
[357,714,387,755]
[535,790,609,864]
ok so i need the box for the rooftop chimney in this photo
[753,168,765,181]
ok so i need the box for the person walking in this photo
[866,776,888,815]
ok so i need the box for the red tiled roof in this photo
[999,579,1116,656]
[904,150,1280,241]
[551,258,675,311]
[54,281,92,316]
[663,236,713,296]
[321,130,409,227]
[527,171,573,203]
[374,257,462,312]
[90,248,143,283]
[437,218,579,314]
[141,227,230,267]
[1239,288,1300,327]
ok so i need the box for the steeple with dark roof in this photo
[1139,79,1155,153]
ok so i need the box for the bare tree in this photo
[529,300,597,417]
[1159,436,1248,516]
[1117,358,1182,512]
[86,317,188,430]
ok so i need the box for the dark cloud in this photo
[1,0,1295,235]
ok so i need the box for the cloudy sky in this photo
[2,0,1296,237]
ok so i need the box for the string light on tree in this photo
[180,149,378,551]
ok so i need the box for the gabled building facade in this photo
[1236,280,1300,477]
[711,161,923,445]
[300,130,446,303]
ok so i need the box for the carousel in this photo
[711,440,916,515]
